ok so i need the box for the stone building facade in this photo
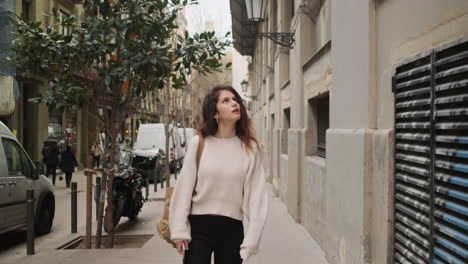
[0,0,94,167]
[231,0,468,263]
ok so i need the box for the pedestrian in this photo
[41,138,60,186]
[91,142,101,169]
[60,144,78,188]
[169,85,269,263]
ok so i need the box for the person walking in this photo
[60,144,78,188]
[91,142,101,169]
[41,138,60,186]
[169,85,269,264]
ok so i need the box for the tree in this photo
[12,0,230,247]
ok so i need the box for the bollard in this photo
[154,158,161,192]
[95,177,101,221]
[146,176,149,201]
[26,189,35,255]
[71,182,77,233]
[153,169,157,192]
[160,171,164,189]
[160,163,165,189]
[83,169,94,249]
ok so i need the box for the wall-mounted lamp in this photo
[241,79,257,100]
[245,0,295,48]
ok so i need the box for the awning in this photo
[230,0,258,56]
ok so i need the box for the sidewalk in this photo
[246,185,329,264]
[0,170,328,264]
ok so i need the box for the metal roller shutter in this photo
[394,51,432,264]
[393,38,468,263]
[432,39,468,264]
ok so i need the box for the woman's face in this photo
[214,90,241,123]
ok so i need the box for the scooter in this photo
[105,160,147,229]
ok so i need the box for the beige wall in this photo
[231,49,249,100]
[375,0,468,130]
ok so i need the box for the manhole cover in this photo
[57,235,153,249]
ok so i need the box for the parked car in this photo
[0,121,55,235]
[134,123,184,172]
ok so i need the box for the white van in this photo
[0,121,55,235]
[134,123,184,171]
[177,127,197,153]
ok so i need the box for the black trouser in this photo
[45,164,57,185]
[93,156,100,169]
[65,172,73,188]
[183,215,244,264]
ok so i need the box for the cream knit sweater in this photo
[169,135,268,260]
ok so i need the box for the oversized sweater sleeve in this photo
[240,148,269,260]
[169,135,200,242]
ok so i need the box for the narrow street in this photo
[0,170,328,264]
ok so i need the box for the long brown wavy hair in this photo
[198,85,261,153]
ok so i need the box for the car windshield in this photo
[119,151,132,168]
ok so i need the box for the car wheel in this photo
[35,197,54,235]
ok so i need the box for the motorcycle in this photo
[105,152,148,229]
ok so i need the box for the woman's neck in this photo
[215,121,236,139]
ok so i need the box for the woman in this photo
[41,138,60,186]
[169,85,268,263]
[60,144,78,188]
[91,142,101,169]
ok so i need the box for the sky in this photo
[185,0,233,40]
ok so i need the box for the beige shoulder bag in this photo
[157,136,205,247]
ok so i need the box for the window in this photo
[317,95,329,157]
[282,108,290,154]
[2,138,25,176]
[271,113,275,129]
[48,107,63,139]
[291,0,295,20]
[271,0,278,55]
[20,146,32,178]
[282,0,294,30]
[58,9,70,35]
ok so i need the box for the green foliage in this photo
[12,0,231,111]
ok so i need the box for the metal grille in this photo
[432,40,468,264]
[393,38,468,263]
[394,51,432,264]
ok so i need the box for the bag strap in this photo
[196,135,205,171]
[193,135,204,193]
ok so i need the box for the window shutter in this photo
[393,38,468,263]
[394,52,432,264]
[432,40,468,264]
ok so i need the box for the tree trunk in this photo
[164,82,171,188]
[95,169,108,248]
[105,121,119,248]
[104,168,115,247]
[100,108,119,248]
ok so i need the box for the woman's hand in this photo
[175,240,189,255]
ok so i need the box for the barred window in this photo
[281,108,290,154]
[317,95,329,157]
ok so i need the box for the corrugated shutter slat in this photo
[394,53,432,263]
[433,41,468,263]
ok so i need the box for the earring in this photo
[215,117,218,124]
